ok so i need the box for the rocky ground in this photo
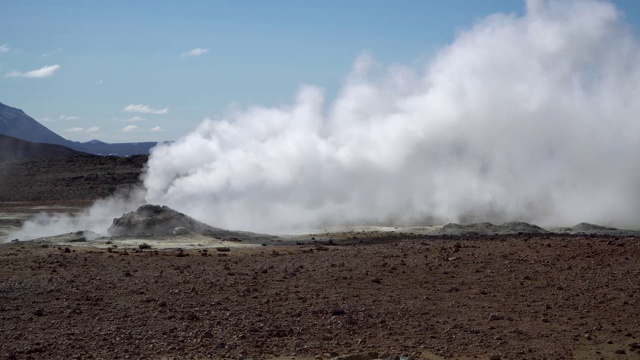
[0,154,146,202]
[1,233,639,359]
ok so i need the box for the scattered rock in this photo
[185,312,199,321]
[331,308,346,316]
[331,354,372,360]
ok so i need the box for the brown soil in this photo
[1,234,639,359]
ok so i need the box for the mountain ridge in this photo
[0,102,157,156]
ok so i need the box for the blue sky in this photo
[1,0,638,143]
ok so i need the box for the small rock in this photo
[332,354,372,360]
[216,247,231,252]
[331,308,346,316]
[489,314,504,321]
[33,308,44,316]
[615,349,626,354]
[371,277,382,284]
[172,227,190,235]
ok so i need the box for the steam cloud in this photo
[10,0,640,240]
[10,190,145,241]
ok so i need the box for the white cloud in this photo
[39,117,53,122]
[58,115,79,120]
[97,80,103,85]
[5,64,61,78]
[181,48,209,57]
[65,126,100,133]
[150,126,165,132]
[0,44,9,53]
[123,104,169,114]
[125,116,147,122]
[122,125,140,132]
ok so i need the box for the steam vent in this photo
[108,204,223,237]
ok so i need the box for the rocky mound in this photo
[571,222,617,233]
[552,222,640,236]
[107,205,281,243]
[440,221,549,236]
[108,204,225,237]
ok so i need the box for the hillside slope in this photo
[0,102,157,156]
[0,102,71,147]
[0,133,81,162]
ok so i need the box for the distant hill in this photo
[79,139,158,157]
[0,133,82,162]
[0,102,157,156]
[0,102,71,147]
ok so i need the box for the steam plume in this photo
[9,0,640,241]
[143,0,640,232]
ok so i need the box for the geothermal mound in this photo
[553,222,640,236]
[440,222,549,236]
[108,204,228,237]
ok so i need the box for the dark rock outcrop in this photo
[108,204,225,237]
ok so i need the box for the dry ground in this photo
[0,155,146,202]
[1,233,639,359]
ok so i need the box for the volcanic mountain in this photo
[0,101,157,156]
